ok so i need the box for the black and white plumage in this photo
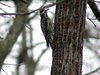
[40,9,53,47]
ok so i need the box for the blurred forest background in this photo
[0,0,100,75]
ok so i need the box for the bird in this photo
[40,9,54,47]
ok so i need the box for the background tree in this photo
[0,0,48,75]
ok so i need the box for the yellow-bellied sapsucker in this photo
[40,9,54,47]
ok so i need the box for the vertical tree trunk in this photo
[51,0,87,75]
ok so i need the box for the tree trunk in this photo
[51,0,87,75]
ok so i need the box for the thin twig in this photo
[3,63,17,65]
[0,2,14,7]
[94,1,100,3]
[1,68,8,75]
[83,67,100,75]
[87,16,96,27]
[0,8,14,18]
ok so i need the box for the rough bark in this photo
[51,0,87,75]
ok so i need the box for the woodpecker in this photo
[40,9,53,47]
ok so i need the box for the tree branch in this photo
[83,67,100,75]
[0,0,64,16]
[88,0,100,22]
